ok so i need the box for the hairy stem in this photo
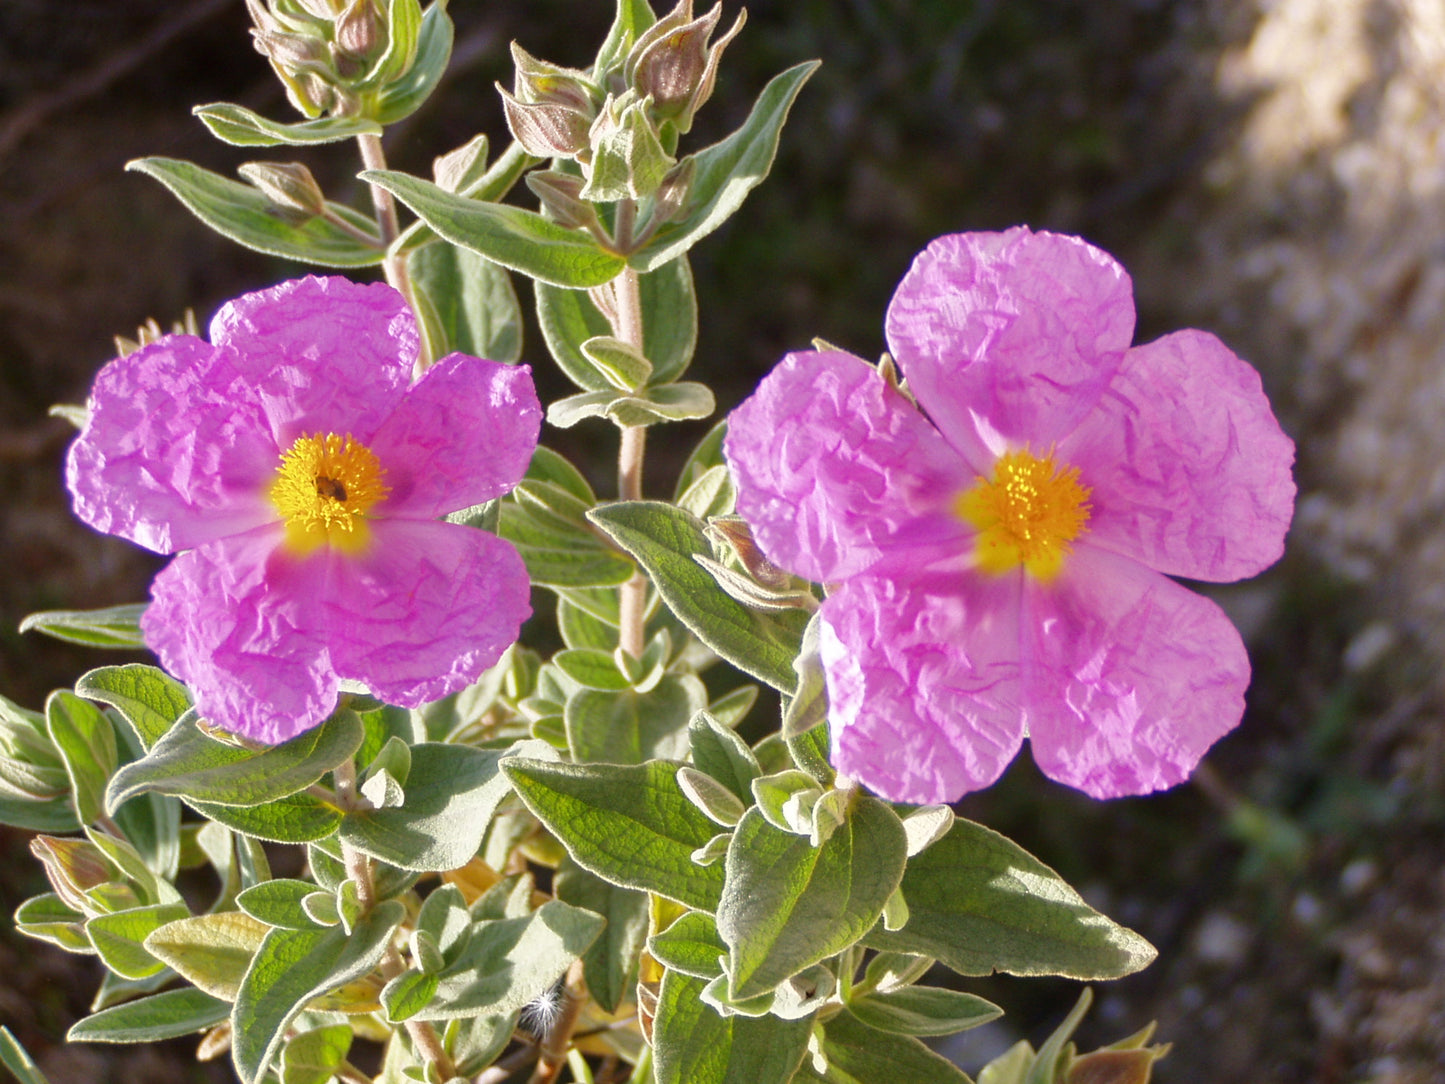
[356,132,431,372]
[612,262,649,658]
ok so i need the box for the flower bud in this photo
[625,1,745,132]
[498,85,594,160]
[432,134,490,194]
[238,161,328,222]
[509,43,602,113]
[581,92,675,202]
[334,0,384,61]
[526,169,602,232]
[252,27,332,78]
[30,836,114,916]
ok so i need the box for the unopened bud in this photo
[335,0,384,60]
[526,169,601,231]
[251,27,332,77]
[433,134,490,194]
[581,92,674,202]
[650,156,696,227]
[509,43,602,113]
[238,161,327,221]
[498,85,594,159]
[30,836,114,915]
[624,2,744,132]
[706,516,794,590]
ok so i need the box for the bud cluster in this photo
[501,0,744,232]
[245,0,422,119]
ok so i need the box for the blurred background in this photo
[2,0,1442,1080]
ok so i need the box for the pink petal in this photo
[1023,545,1250,799]
[820,563,1026,803]
[724,350,968,583]
[67,336,278,554]
[369,354,542,518]
[885,229,1136,465]
[315,520,531,707]
[208,276,415,447]
[1060,330,1297,582]
[142,526,337,744]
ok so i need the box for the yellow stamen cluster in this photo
[270,432,390,554]
[955,447,1092,582]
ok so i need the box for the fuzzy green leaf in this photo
[364,170,625,287]
[631,62,819,272]
[19,603,145,648]
[847,985,1002,1037]
[535,256,697,391]
[504,757,724,910]
[407,240,522,362]
[237,880,322,931]
[648,909,727,979]
[145,911,271,1001]
[67,987,230,1044]
[555,859,650,1013]
[75,664,190,751]
[720,797,907,1000]
[0,1028,52,1084]
[231,900,404,1084]
[864,818,1158,980]
[187,791,343,844]
[193,103,382,146]
[106,709,363,812]
[565,673,705,765]
[339,742,519,871]
[127,158,384,267]
[86,902,189,980]
[372,0,454,124]
[812,1008,973,1083]
[588,501,809,692]
[280,1023,353,1084]
[653,970,812,1084]
[45,690,117,825]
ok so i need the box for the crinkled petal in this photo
[1060,330,1296,582]
[820,563,1025,803]
[208,276,415,447]
[67,336,278,553]
[1023,545,1250,799]
[369,354,542,518]
[724,350,968,582]
[142,526,336,744]
[313,520,531,707]
[885,228,1135,464]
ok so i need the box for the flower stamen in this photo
[270,432,390,554]
[956,447,1091,581]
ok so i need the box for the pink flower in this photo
[725,229,1295,802]
[68,276,541,744]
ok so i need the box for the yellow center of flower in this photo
[955,447,1092,582]
[269,432,390,555]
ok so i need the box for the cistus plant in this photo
[0,2,1292,1083]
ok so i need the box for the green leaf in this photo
[106,709,363,811]
[231,901,405,1084]
[67,987,230,1043]
[127,157,384,267]
[380,970,439,1022]
[499,502,636,589]
[372,0,454,124]
[14,892,90,954]
[0,1027,52,1084]
[631,62,819,272]
[535,257,697,391]
[687,712,760,804]
[565,673,705,765]
[46,690,118,825]
[594,0,657,80]
[145,910,271,1000]
[847,985,1002,1037]
[86,902,189,979]
[555,858,650,1013]
[814,1008,973,1084]
[187,791,343,844]
[553,648,630,691]
[410,900,605,1021]
[339,742,518,871]
[652,970,811,1084]
[720,797,907,1000]
[281,1023,353,1084]
[75,664,190,751]
[648,909,727,979]
[193,102,382,146]
[19,603,146,648]
[550,383,714,428]
[407,240,522,362]
[364,170,626,287]
[588,502,809,692]
[864,818,1158,980]
[0,792,81,833]
[111,725,182,881]
[504,757,725,910]
[237,879,322,930]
